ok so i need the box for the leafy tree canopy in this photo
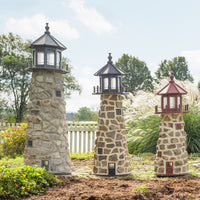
[62,57,81,98]
[75,107,98,121]
[115,54,154,93]
[0,33,31,123]
[155,56,194,82]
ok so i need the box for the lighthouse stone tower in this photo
[92,53,131,176]
[155,73,189,176]
[24,24,71,175]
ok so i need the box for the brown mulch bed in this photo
[22,158,200,200]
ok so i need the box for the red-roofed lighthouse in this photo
[155,72,189,114]
[155,73,189,176]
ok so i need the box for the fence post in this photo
[83,124,86,153]
[87,125,91,152]
[74,124,78,153]
[92,125,96,151]
[79,126,82,154]
[69,125,73,153]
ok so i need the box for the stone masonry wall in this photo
[93,94,131,176]
[24,70,71,175]
[155,113,188,176]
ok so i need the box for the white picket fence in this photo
[0,123,97,153]
[0,123,20,131]
[67,124,97,153]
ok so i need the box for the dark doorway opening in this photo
[108,163,115,176]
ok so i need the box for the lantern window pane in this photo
[104,78,108,90]
[170,96,175,109]
[33,51,36,66]
[177,96,181,108]
[56,52,61,67]
[100,77,102,91]
[47,50,55,66]
[111,77,116,90]
[37,51,44,65]
[163,97,167,109]
[118,77,121,92]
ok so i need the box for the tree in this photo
[0,33,31,123]
[115,54,153,93]
[155,56,194,82]
[62,57,81,98]
[0,33,81,122]
[75,107,98,121]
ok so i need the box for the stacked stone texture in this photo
[155,113,188,176]
[24,70,71,175]
[93,94,131,175]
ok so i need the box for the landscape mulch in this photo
[23,158,200,200]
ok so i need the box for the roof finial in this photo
[108,53,112,63]
[45,23,50,34]
[170,72,174,82]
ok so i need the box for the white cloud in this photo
[181,50,200,83]
[69,0,115,34]
[5,14,79,40]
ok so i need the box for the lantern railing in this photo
[26,60,68,73]
[155,104,189,114]
[92,85,128,94]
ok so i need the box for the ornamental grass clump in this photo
[0,165,60,199]
[123,77,200,154]
[0,123,26,158]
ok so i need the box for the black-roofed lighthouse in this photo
[24,24,71,175]
[92,53,131,176]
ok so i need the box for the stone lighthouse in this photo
[24,23,71,175]
[154,72,189,176]
[92,53,131,176]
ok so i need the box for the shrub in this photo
[184,105,200,153]
[0,123,26,158]
[127,115,160,154]
[0,165,60,198]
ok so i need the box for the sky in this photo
[0,0,200,112]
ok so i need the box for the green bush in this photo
[127,115,160,154]
[0,165,60,199]
[184,105,200,153]
[0,123,26,158]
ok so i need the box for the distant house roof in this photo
[30,23,66,50]
[94,53,125,76]
[157,72,187,95]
